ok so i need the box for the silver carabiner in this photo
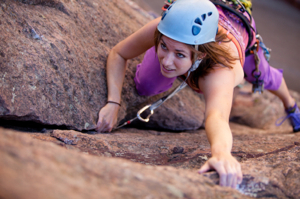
[137,104,154,122]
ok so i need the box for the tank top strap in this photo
[218,25,245,66]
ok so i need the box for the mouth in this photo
[162,64,175,72]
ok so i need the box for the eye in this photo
[160,42,167,50]
[176,53,185,58]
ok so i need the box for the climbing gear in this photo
[161,0,254,49]
[210,0,254,49]
[158,0,219,45]
[246,34,272,94]
[256,34,271,62]
[276,103,300,132]
[231,0,252,14]
[246,34,271,61]
[250,37,264,94]
[250,34,271,94]
[115,77,189,129]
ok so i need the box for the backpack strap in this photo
[209,0,255,50]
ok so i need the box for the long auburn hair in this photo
[154,28,239,89]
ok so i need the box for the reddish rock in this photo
[238,146,300,198]
[231,83,300,131]
[51,126,299,198]
[1,0,297,132]
[1,0,300,198]
[1,122,300,198]
[0,128,253,199]
[47,125,300,167]
[0,0,205,131]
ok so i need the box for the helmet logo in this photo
[201,14,206,21]
[192,11,214,36]
[192,26,201,36]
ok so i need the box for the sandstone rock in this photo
[238,145,300,198]
[1,0,300,198]
[0,127,253,199]
[2,122,300,198]
[231,83,300,131]
[46,126,300,168]
[0,0,297,132]
[0,0,205,131]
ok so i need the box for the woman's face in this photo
[157,35,193,78]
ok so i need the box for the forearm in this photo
[106,48,127,103]
[199,113,242,188]
[205,113,233,155]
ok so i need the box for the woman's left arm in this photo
[197,51,244,188]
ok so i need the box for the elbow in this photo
[110,47,125,60]
[107,47,127,68]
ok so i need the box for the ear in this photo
[198,53,207,59]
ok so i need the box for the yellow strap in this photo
[232,0,252,14]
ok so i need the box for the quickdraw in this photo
[247,34,272,94]
[115,80,188,129]
[251,38,264,93]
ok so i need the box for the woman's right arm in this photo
[96,17,161,132]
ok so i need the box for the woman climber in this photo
[95,0,300,188]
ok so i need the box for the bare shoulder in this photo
[199,65,235,90]
[208,40,244,86]
[198,41,244,92]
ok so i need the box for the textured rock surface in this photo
[46,124,299,169]
[1,0,300,198]
[230,83,300,131]
[0,0,204,131]
[1,123,299,199]
[0,128,253,199]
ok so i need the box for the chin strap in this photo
[190,45,200,72]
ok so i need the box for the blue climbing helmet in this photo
[157,0,219,45]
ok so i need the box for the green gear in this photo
[232,0,252,14]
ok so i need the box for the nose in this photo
[161,52,173,66]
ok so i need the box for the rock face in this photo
[0,0,204,131]
[1,0,300,198]
[0,128,253,199]
[1,123,299,199]
[230,84,300,131]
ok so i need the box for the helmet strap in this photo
[193,45,199,63]
[188,45,201,73]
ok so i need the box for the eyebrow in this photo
[161,38,188,54]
